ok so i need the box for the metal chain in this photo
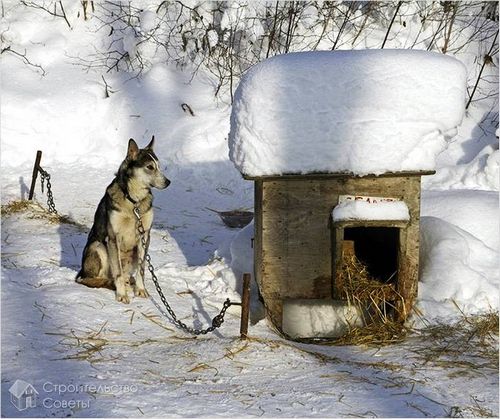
[38,167,58,214]
[133,205,235,335]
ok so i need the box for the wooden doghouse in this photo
[228,50,466,339]
[247,171,433,337]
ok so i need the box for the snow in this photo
[332,199,410,222]
[229,50,467,177]
[1,2,498,417]
[421,190,499,251]
[282,300,365,338]
[418,216,499,322]
[139,10,157,34]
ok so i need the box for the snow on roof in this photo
[229,50,466,177]
[332,199,410,222]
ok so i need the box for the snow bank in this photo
[332,200,409,222]
[229,50,467,177]
[227,190,498,325]
[418,217,499,321]
[421,190,499,251]
[0,5,235,171]
[426,146,500,191]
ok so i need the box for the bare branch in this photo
[1,46,47,76]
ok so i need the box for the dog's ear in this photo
[146,135,155,150]
[127,138,139,160]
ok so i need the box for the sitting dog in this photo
[76,137,170,303]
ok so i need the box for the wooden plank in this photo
[240,273,251,339]
[333,220,409,229]
[261,179,335,302]
[332,227,344,299]
[243,170,435,181]
[254,179,263,287]
[333,239,354,298]
[254,180,265,302]
[255,180,285,328]
[395,176,421,321]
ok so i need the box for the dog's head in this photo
[125,137,170,190]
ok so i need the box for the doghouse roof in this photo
[229,50,466,178]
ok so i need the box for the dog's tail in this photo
[76,276,115,290]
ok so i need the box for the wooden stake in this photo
[240,273,251,339]
[28,150,42,200]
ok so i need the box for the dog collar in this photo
[125,193,138,205]
[120,184,138,205]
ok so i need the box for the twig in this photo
[21,1,71,28]
[101,75,113,98]
[1,46,46,76]
[381,1,402,49]
[58,1,71,29]
[466,30,498,109]
[181,103,195,116]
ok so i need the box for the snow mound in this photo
[229,50,467,177]
[418,217,499,320]
[421,190,499,251]
[332,200,409,222]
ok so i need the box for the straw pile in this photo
[333,243,409,345]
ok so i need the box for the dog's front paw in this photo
[116,292,130,304]
[134,287,149,298]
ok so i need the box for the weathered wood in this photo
[394,176,421,321]
[262,180,333,301]
[240,273,251,339]
[255,173,424,331]
[243,170,435,181]
[28,150,42,200]
[333,240,355,297]
[254,180,283,328]
[333,219,409,229]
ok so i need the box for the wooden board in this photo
[244,170,435,181]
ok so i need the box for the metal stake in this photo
[28,150,42,200]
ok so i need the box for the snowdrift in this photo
[229,49,467,177]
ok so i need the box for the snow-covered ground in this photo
[1,2,498,418]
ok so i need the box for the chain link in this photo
[38,167,58,214]
[133,205,235,335]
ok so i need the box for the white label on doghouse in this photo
[338,195,400,204]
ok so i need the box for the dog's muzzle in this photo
[156,176,170,189]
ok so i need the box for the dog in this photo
[76,137,170,303]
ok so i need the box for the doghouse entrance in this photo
[343,227,399,284]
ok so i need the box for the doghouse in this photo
[228,50,467,338]
[247,171,433,336]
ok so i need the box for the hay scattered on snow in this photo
[413,311,499,370]
[1,199,33,215]
[1,199,84,228]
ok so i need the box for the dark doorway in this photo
[344,227,399,283]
